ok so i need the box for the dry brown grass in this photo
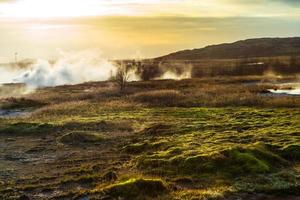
[29,86,119,104]
[30,101,91,118]
[128,78,300,108]
[98,100,143,111]
[132,90,186,106]
[4,76,298,111]
[181,83,300,107]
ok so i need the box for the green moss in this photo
[123,140,168,154]
[103,178,168,199]
[185,146,287,176]
[137,144,288,178]
[59,131,105,145]
[141,123,176,136]
[0,122,55,135]
[182,154,224,175]
[1,104,299,199]
[228,149,270,174]
[123,143,150,154]
[62,120,131,131]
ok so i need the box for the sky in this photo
[0,0,300,62]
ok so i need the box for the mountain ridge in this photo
[156,37,300,60]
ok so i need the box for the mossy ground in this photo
[101,178,168,199]
[0,77,299,199]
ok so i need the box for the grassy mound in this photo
[0,120,132,136]
[0,122,54,135]
[59,131,105,145]
[141,124,176,136]
[183,146,285,176]
[137,143,288,177]
[123,141,168,154]
[103,178,168,199]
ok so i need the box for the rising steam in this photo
[1,50,192,89]
[0,49,193,99]
[14,50,117,88]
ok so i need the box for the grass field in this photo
[0,76,299,200]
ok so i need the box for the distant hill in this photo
[156,37,300,60]
[0,59,35,69]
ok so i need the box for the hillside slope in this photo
[157,37,300,60]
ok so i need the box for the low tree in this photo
[113,63,130,91]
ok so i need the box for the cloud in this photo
[0,0,17,3]
[276,0,300,5]
[224,0,300,4]
[1,15,299,61]
[0,0,299,18]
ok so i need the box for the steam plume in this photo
[0,49,192,94]
[15,50,116,88]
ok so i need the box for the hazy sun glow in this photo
[0,0,130,18]
[0,0,299,61]
[0,0,300,19]
[0,0,191,18]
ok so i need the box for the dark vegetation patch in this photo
[58,131,105,145]
[141,123,177,136]
[62,120,133,132]
[60,170,117,187]
[123,140,169,154]
[0,122,55,135]
[0,97,46,110]
[280,145,300,161]
[0,120,132,136]
[102,178,168,199]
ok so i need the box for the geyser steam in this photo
[15,50,117,88]
[0,50,193,97]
